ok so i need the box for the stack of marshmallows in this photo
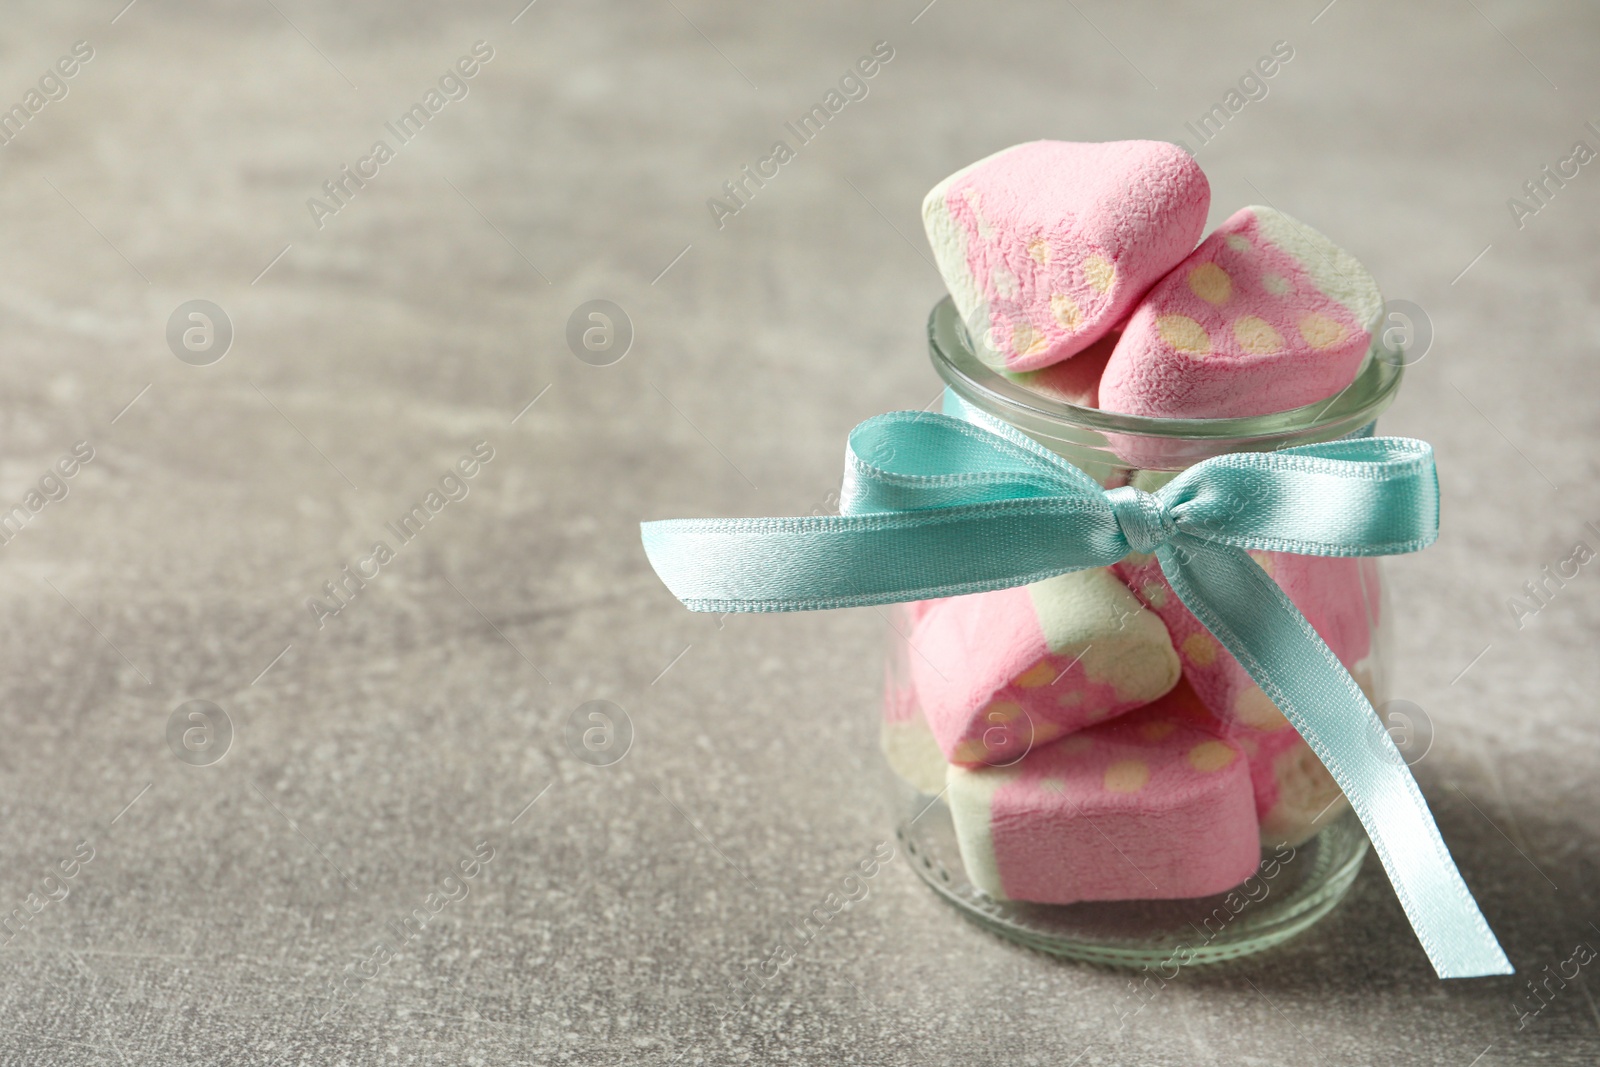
[884,140,1387,906]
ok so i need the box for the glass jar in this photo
[882,296,1402,966]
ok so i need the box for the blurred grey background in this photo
[0,1,1596,1064]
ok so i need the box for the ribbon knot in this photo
[1106,485,1172,555]
[639,405,1509,980]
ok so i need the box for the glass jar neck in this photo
[928,297,1403,473]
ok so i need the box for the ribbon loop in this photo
[639,409,1511,980]
[1105,485,1172,555]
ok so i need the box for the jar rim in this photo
[927,296,1404,446]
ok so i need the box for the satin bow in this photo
[640,408,1511,979]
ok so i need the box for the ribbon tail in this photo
[1157,535,1512,979]
[641,501,1119,612]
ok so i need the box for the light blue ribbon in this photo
[640,408,1511,979]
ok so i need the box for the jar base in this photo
[896,786,1368,967]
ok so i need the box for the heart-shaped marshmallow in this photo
[923,140,1210,372]
[1098,205,1383,418]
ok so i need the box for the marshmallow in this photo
[910,568,1181,767]
[1115,550,1381,845]
[947,680,1260,904]
[1099,205,1383,418]
[882,660,949,795]
[1003,331,1116,408]
[923,140,1210,372]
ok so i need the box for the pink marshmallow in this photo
[903,598,948,626]
[947,680,1260,904]
[882,656,949,795]
[1003,330,1116,408]
[923,140,1210,372]
[1099,205,1383,418]
[1115,550,1382,845]
[909,568,1181,767]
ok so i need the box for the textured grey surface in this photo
[0,1,1597,1063]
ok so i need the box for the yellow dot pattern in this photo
[1060,735,1094,754]
[1056,690,1084,707]
[1298,312,1346,350]
[1103,759,1150,793]
[1015,660,1057,689]
[1050,293,1082,331]
[1234,685,1291,731]
[1181,632,1218,667]
[1187,263,1233,305]
[985,701,1024,724]
[953,739,989,763]
[1225,234,1252,253]
[1011,322,1048,357]
[1262,273,1290,296]
[1188,740,1238,772]
[1157,314,1210,356]
[1140,720,1176,741]
[1083,255,1115,293]
[1030,721,1064,744]
[1140,581,1168,608]
[1027,238,1051,265]
[1233,315,1282,356]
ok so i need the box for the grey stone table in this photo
[1,1,1596,1063]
